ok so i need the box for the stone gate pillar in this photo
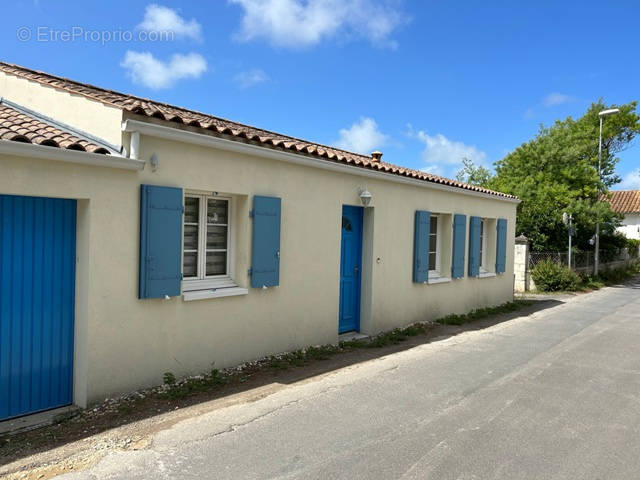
[514,234,530,292]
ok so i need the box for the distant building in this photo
[607,190,640,240]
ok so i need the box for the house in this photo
[607,190,640,240]
[0,61,518,421]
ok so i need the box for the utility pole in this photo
[595,108,620,275]
[568,215,573,269]
[563,213,574,269]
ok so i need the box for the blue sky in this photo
[2,1,639,187]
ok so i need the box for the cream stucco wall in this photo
[0,71,123,147]
[0,132,517,405]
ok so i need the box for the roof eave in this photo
[0,139,145,170]
[122,119,520,203]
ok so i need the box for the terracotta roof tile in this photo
[0,61,515,198]
[606,190,640,213]
[0,103,110,154]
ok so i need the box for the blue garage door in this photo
[0,195,76,421]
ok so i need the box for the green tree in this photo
[489,100,639,251]
[455,157,492,187]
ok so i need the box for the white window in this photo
[429,215,441,275]
[182,193,237,292]
[479,218,487,272]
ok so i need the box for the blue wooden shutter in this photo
[139,185,183,299]
[251,195,281,288]
[413,210,430,283]
[496,218,508,274]
[451,214,466,279]
[468,216,481,277]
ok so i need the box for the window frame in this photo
[182,190,236,292]
[479,218,487,272]
[428,214,442,277]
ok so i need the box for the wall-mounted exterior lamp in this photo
[359,188,372,207]
[150,153,159,172]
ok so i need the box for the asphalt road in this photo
[59,280,640,479]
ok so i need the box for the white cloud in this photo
[121,51,207,89]
[413,131,487,173]
[336,117,388,154]
[542,92,573,107]
[137,4,202,41]
[620,169,640,189]
[229,0,405,48]
[234,68,269,88]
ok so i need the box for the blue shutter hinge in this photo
[248,267,253,276]
[249,209,254,218]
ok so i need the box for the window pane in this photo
[430,216,438,234]
[207,226,227,249]
[429,252,437,271]
[184,225,198,250]
[184,197,199,223]
[429,234,437,252]
[183,252,198,278]
[206,251,227,276]
[207,199,228,225]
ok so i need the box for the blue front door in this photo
[0,195,76,421]
[339,205,363,334]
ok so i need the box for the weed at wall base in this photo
[436,300,534,326]
[157,300,532,400]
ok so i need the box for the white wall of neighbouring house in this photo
[618,213,640,240]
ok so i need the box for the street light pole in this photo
[594,108,620,275]
[595,115,603,275]
[568,214,573,269]
[563,212,574,269]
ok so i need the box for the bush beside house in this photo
[531,259,581,292]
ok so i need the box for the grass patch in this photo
[437,300,534,326]
[578,262,640,290]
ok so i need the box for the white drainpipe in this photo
[129,130,140,160]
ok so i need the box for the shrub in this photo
[531,259,580,292]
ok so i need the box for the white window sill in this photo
[428,275,451,285]
[182,277,237,290]
[478,271,496,278]
[182,287,248,301]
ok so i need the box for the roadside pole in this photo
[563,213,574,270]
[568,216,573,270]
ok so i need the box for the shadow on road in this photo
[608,276,640,289]
[0,298,563,467]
